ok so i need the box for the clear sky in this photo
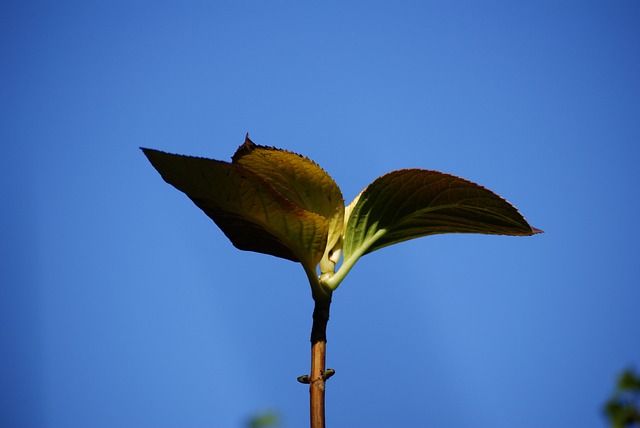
[2,1,640,427]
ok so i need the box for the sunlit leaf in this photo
[232,137,344,274]
[141,146,330,272]
[343,168,541,262]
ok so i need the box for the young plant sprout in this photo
[142,135,541,428]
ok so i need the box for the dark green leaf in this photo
[343,168,541,261]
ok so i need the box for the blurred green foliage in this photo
[246,410,281,428]
[605,368,640,428]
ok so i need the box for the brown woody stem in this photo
[309,293,331,428]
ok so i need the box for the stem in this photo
[323,229,387,291]
[309,294,331,428]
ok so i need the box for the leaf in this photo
[618,369,640,392]
[342,168,541,263]
[247,410,281,428]
[141,141,334,273]
[143,137,541,294]
[231,138,344,274]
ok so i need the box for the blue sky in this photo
[2,1,640,427]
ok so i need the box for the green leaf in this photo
[141,142,332,274]
[231,137,344,275]
[618,369,640,392]
[323,169,541,289]
[344,169,540,258]
[247,411,281,428]
[143,137,541,295]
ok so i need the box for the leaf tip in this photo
[140,147,162,162]
[232,133,257,162]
